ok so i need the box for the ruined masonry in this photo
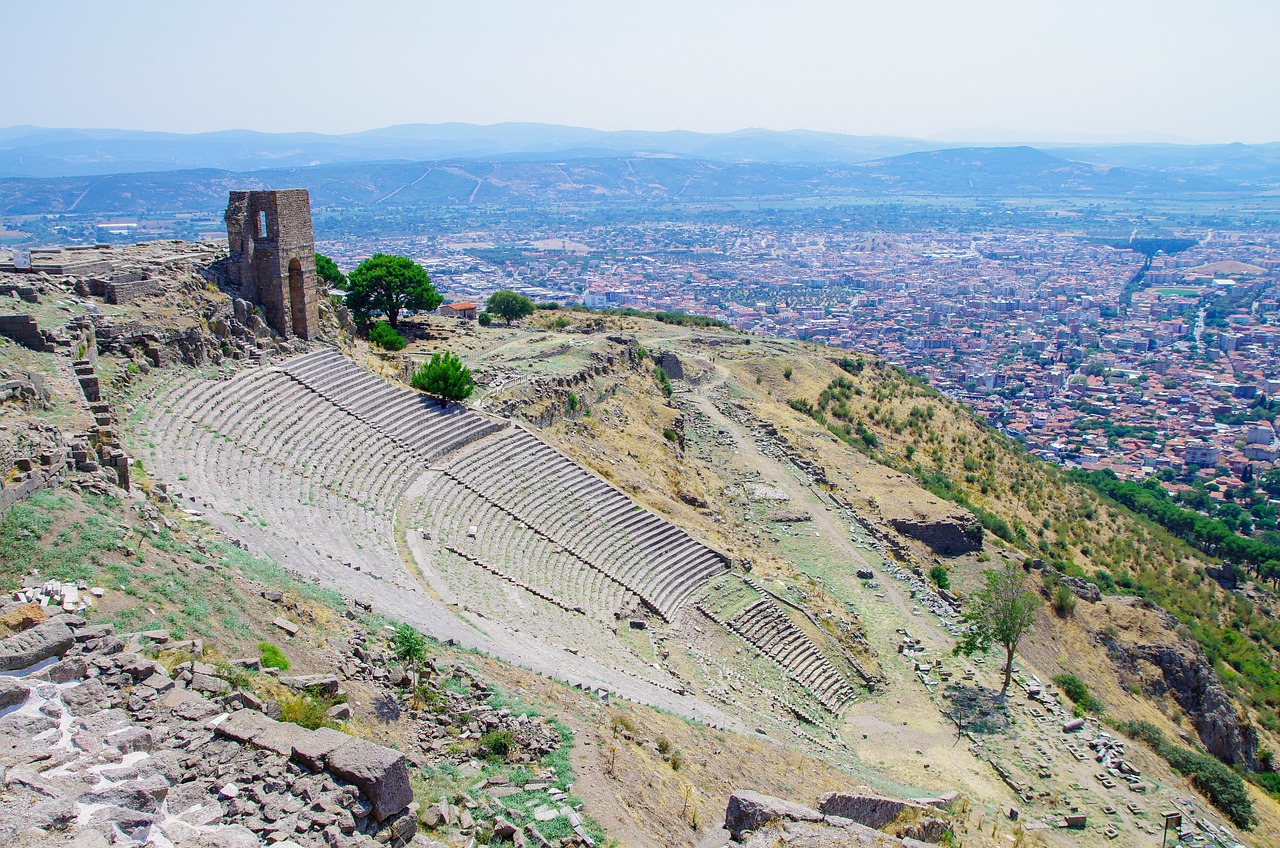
[225,189,321,340]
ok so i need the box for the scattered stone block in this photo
[724,790,823,841]
[0,618,73,670]
[214,708,274,744]
[325,738,413,821]
[272,617,299,636]
[291,726,351,771]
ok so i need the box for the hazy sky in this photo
[7,0,1279,143]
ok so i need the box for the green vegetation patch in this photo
[1117,720,1254,829]
[1051,673,1102,714]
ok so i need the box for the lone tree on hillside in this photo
[486,289,534,326]
[953,559,1041,697]
[314,253,347,289]
[411,351,474,403]
[346,254,441,329]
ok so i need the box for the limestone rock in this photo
[325,738,413,821]
[291,726,351,771]
[1060,576,1101,602]
[0,678,29,711]
[817,793,932,829]
[0,619,74,671]
[724,790,823,841]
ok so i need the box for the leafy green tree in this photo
[346,254,441,329]
[953,560,1041,696]
[314,253,347,289]
[486,289,534,326]
[390,623,428,665]
[929,565,950,591]
[411,351,475,402]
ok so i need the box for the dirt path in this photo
[686,368,947,658]
[683,368,1005,802]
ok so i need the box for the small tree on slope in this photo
[411,351,474,403]
[486,289,534,326]
[953,559,1041,697]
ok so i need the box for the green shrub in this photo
[1116,720,1254,828]
[411,351,474,401]
[971,505,1015,542]
[390,623,429,665]
[278,691,336,730]
[368,320,406,351]
[1251,771,1280,798]
[257,641,289,671]
[653,365,673,397]
[1051,583,1077,617]
[789,398,814,415]
[662,428,677,442]
[929,565,950,591]
[478,311,493,327]
[481,729,515,761]
[1052,673,1102,712]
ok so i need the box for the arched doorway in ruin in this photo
[288,258,308,339]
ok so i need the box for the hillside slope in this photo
[427,307,1280,843]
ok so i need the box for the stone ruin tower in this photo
[224,189,320,339]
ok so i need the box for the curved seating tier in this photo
[412,475,642,621]
[281,349,507,462]
[145,351,729,626]
[431,427,728,619]
[724,598,857,714]
[142,369,421,590]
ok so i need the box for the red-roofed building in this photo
[440,302,478,320]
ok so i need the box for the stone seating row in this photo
[439,428,727,617]
[416,477,638,620]
[726,599,857,713]
[145,391,405,586]
[149,370,418,517]
[281,349,507,462]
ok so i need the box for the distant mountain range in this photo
[0,123,942,178]
[0,123,1277,214]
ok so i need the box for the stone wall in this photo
[888,513,983,556]
[0,424,71,518]
[104,276,166,304]
[225,189,321,340]
[0,314,57,353]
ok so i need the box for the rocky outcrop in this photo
[725,790,823,840]
[0,611,417,848]
[1107,638,1258,769]
[1060,576,1101,602]
[725,789,954,846]
[889,512,982,556]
